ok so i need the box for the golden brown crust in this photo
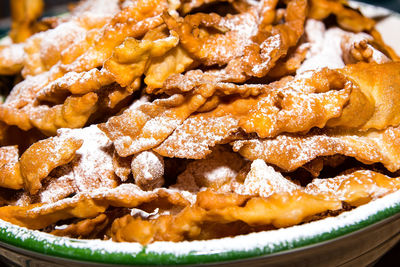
[0,0,399,245]
[20,136,83,194]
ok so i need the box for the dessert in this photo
[0,0,399,245]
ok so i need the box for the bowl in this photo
[1,2,400,266]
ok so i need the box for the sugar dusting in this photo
[0,43,25,67]
[298,19,390,73]
[57,125,118,192]
[1,189,400,257]
[147,189,400,256]
[155,114,239,159]
[297,20,345,73]
[216,9,259,60]
[233,160,300,197]
[131,151,165,190]
[174,146,245,192]
[37,175,77,204]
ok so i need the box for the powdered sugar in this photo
[233,160,300,197]
[0,146,18,165]
[298,19,391,73]
[155,114,238,159]
[57,125,118,192]
[297,20,345,73]
[217,10,259,60]
[131,151,164,190]
[38,21,87,64]
[0,43,25,67]
[37,175,77,204]
[2,188,400,260]
[70,0,120,28]
[174,146,245,192]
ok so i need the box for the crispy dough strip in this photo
[0,72,98,133]
[63,0,167,72]
[154,113,239,159]
[329,62,400,130]
[30,93,99,136]
[0,184,189,230]
[0,146,23,190]
[0,199,106,230]
[104,31,179,87]
[163,9,258,66]
[0,106,31,132]
[110,170,400,244]
[20,136,83,194]
[238,0,307,78]
[164,72,266,96]
[144,45,194,93]
[51,213,109,239]
[154,95,258,159]
[21,22,87,78]
[99,93,207,157]
[305,170,400,206]
[1,89,119,136]
[37,69,114,102]
[22,0,121,77]
[157,68,356,158]
[239,70,353,138]
[232,126,400,172]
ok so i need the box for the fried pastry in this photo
[99,93,207,157]
[163,0,307,86]
[110,170,400,244]
[0,0,399,247]
[0,184,191,230]
[232,126,400,172]
[131,151,165,190]
[0,0,166,135]
[104,28,179,88]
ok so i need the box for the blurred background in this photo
[361,0,400,12]
[0,0,77,18]
[0,0,399,19]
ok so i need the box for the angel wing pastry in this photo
[0,0,399,245]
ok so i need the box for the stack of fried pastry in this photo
[0,0,400,245]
